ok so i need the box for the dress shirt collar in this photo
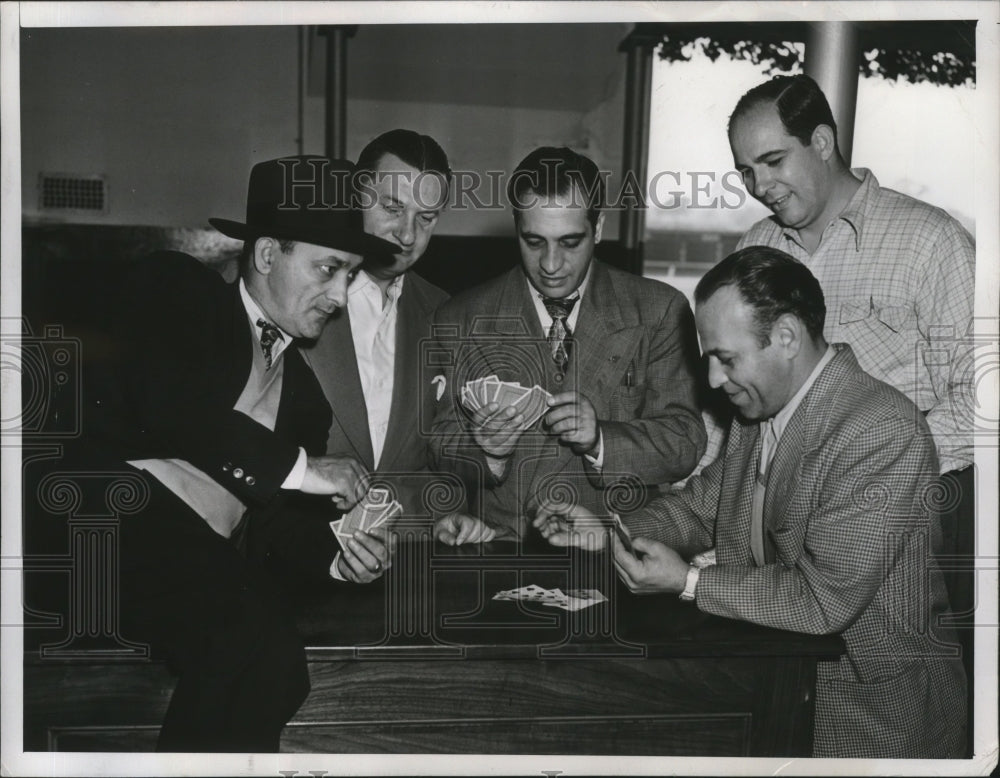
[239,278,292,362]
[769,344,837,442]
[781,168,873,252]
[349,270,405,308]
[525,262,594,331]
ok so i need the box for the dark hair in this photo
[507,146,605,230]
[729,75,838,149]
[695,245,826,345]
[356,129,451,183]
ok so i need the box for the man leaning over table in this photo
[534,246,966,758]
[429,146,706,541]
[111,156,395,751]
[728,75,976,621]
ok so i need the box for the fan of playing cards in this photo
[461,374,553,430]
[329,486,402,547]
[493,584,607,612]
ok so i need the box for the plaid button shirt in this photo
[737,169,975,473]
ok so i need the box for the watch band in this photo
[679,564,700,601]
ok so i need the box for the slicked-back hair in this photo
[729,74,838,149]
[695,245,826,346]
[356,129,451,184]
[507,146,605,230]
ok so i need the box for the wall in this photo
[21,24,629,238]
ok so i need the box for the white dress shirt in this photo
[348,271,403,468]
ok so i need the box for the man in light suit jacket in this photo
[109,156,396,751]
[535,246,966,757]
[429,146,706,540]
[301,130,460,526]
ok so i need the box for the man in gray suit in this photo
[302,130,455,524]
[429,146,706,541]
[535,246,965,757]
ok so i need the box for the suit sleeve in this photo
[623,443,725,558]
[695,415,936,634]
[123,253,300,504]
[598,289,707,486]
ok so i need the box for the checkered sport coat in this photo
[429,261,706,537]
[626,344,966,758]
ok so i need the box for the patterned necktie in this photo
[542,296,578,371]
[256,318,284,370]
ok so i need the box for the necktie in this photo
[257,318,284,370]
[542,296,578,371]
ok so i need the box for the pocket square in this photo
[432,374,446,401]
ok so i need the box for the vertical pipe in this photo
[620,39,654,275]
[325,27,349,159]
[804,22,860,165]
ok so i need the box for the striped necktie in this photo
[256,318,284,370]
[542,296,578,371]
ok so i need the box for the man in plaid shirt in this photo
[727,74,976,698]
[534,247,966,757]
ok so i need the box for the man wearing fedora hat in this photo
[107,156,397,751]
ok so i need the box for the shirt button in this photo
[553,373,564,383]
[233,467,244,479]
[245,476,256,486]
[222,462,232,472]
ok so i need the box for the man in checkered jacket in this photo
[534,246,966,758]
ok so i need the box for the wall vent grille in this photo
[39,173,108,212]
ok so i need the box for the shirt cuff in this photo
[281,447,308,490]
[329,551,346,581]
[583,429,605,470]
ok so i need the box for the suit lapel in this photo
[301,309,375,467]
[762,345,854,551]
[717,422,760,566]
[567,262,639,403]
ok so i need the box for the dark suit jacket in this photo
[300,271,450,517]
[627,344,966,758]
[113,251,338,580]
[429,261,706,536]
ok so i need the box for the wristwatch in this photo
[679,564,700,601]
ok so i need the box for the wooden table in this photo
[23,530,844,755]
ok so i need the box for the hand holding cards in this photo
[461,374,553,432]
[330,486,402,550]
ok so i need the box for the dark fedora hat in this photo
[209,155,399,257]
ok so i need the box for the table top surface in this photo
[295,533,846,662]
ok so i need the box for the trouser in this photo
[117,473,310,752]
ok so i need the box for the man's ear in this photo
[253,237,278,276]
[593,211,606,244]
[810,124,837,162]
[774,313,803,358]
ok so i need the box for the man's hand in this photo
[336,526,392,584]
[532,499,607,551]
[472,402,526,458]
[434,513,497,546]
[300,454,368,509]
[544,392,599,455]
[612,536,689,594]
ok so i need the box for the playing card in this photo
[546,589,608,611]
[495,380,531,409]
[513,385,551,429]
[366,499,403,531]
[482,375,501,405]
[611,513,635,554]
[461,382,482,412]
